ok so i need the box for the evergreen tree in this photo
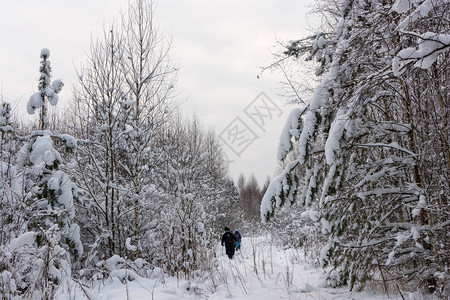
[0,102,12,135]
[26,48,63,131]
[1,49,82,299]
[262,0,449,296]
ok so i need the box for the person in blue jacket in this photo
[234,230,242,252]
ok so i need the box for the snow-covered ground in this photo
[68,236,432,299]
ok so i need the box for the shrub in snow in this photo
[102,255,154,284]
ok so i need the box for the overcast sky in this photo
[0,0,314,184]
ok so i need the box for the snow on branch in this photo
[277,106,307,161]
[393,0,445,30]
[393,32,450,76]
[298,110,319,164]
[27,93,44,115]
[325,109,348,165]
[126,238,137,252]
[6,231,36,252]
[261,161,299,223]
[54,133,78,153]
[353,142,415,156]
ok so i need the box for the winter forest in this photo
[0,0,449,299]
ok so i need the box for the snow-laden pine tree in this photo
[262,0,449,296]
[27,48,63,131]
[0,102,13,135]
[0,101,17,295]
[0,49,82,299]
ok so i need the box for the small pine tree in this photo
[0,102,13,134]
[0,49,83,298]
[27,48,63,130]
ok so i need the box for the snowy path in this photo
[208,236,384,300]
[78,236,410,299]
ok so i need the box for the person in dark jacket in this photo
[221,227,237,259]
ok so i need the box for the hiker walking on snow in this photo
[221,227,237,259]
[234,230,242,252]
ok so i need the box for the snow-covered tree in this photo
[71,24,130,263]
[0,102,13,135]
[70,0,175,275]
[118,0,177,246]
[27,48,64,130]
[0,101,15,186]
[147,115,238,278]
[262,0,449,296]
[1,49,82,299]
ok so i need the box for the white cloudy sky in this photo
[0,0,314,184]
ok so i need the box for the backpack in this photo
[224,232,235,244]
